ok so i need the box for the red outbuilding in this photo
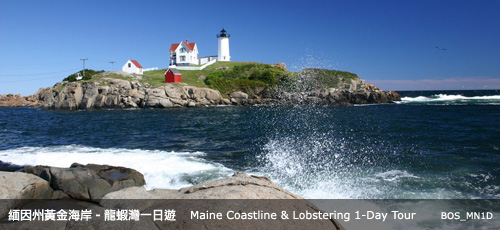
[165,68,181,83]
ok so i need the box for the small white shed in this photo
[122,60,143,75]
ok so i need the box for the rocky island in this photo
[0,62,400,109]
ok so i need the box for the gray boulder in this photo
[101,172,344,230]
[0,171,344,229]
[164,84,185,99]
[102,172,301,200]
[0,172,53,220]
[229,91,249,105]
[183,86,223,103]
[21,163,145,201]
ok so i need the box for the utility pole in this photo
[80,58,88,77]
[109,61,115,71]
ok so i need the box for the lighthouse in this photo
[217,28,230,61]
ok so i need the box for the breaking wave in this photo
[398,94,500,105]
[0,145,233,189]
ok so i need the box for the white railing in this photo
[143,67,159,72]
[175,59,217,71]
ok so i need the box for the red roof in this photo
[169,42,196,52]
[169,44,178,53]
[130,60,143,68]
[184,42,196,51]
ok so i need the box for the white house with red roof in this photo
[168,29,231,70]
[122,60,143,75]
[169,40,199,66]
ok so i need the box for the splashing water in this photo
[251,104,499,199]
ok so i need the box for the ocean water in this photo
[0,90,499,200]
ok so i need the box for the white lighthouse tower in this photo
[217,28,230,61]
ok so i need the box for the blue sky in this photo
[1,0,499,95]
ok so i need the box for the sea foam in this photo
[399,94,500,104]
[0,145,233,189]
[375,170,420,182]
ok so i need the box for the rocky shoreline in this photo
[0,163,344,229]
[0,72,400,109]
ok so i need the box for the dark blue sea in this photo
[1,90,499,200]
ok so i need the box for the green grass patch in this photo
[62,62,360,96]
[106,73,132,80]
[64,69,104,82]
[205,78,267,96]
[141,62,270,89]
[203,62,290,96]
[300,68,359,88]
[142,69,207,88]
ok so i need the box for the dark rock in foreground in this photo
[21,163,145,201]
[0,161,23,172]
[0,164,344,230]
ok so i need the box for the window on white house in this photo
[180,48,186,53]
[128,63,131,68]
[180,56,185,61]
